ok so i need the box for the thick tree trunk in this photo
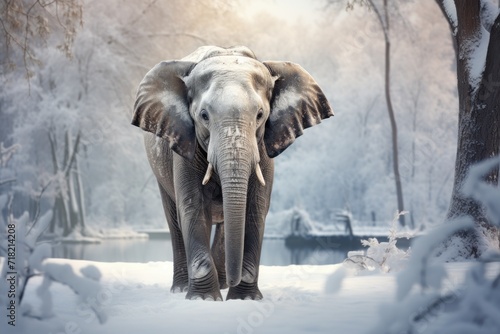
[447,2,483,223]
[437,0,500,256]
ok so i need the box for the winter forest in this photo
[1,0,500,333]
[1,0,461,234]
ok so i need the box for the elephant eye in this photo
[201,109,209,121]
[256,109,264,121]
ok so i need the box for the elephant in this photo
[132,45,333,300]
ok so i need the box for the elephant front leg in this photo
[181,208,222,300]
[176,165,222,300]
[181,210,222,300]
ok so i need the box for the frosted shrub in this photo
[344,211,412,273]
[371,156,500,334]
[0,208,106,326]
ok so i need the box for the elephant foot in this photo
[186,277,222,301]
[185,259,222,300]
[186,289,223,301]
[170,281,188,293]
[170,271,189,293]
[226,281,263,300]
[186,276,222,300]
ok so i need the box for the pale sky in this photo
[242,0,325,20]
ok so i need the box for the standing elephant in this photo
[132,46,333,300]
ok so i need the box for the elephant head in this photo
[132,46,332,287]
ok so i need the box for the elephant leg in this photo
[175,160,222,301]
[158,183,188,293]
[182,211,222,300]
[211,223,227,289]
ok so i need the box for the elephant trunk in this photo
[210,124,259,287]
[220,171,249,287]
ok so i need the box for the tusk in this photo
[255,163,266,186]
[202,163,214,185]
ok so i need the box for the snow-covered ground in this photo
[3,258,495,334]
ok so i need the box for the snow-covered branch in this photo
[0,143,20,167]
[437,0,458,34]
[480,0,500,33]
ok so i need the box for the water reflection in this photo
[52,238,350,265]
[52,239,173,263]
[260,239,348,265]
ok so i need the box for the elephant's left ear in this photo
[263,61,333,158]
[132,61,197,160]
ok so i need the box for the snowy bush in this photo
[371,156,500,334]
[0,207,106,328]
[343,211,412,273]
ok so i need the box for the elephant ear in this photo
[263,61,333,158]
[132,61,197,160]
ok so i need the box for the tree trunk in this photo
[66,131,80,232]
[436,0,500,256]
[48,131,59,233]
[378,0,406,226]
[365,0,406,226]
[74,152,86,231]
[384,30,406,227]
[47,129,84,236]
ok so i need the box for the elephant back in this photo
[182,46,257,63]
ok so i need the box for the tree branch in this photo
[0,178,16,186]
[63,131,81,177]
[367,0,389,41]
[27,180,53,235]
[435,0,458,34]
[48,131,59,173]
[144,32,208,44]
[129,0,160,26]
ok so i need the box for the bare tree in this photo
[436,0,500,256]
[343,0,406,226]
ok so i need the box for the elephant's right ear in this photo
[132,61,197,160]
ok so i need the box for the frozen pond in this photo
[52,238,351,265]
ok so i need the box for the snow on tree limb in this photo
[0,143,21,167]
[468,25,490,97]
[480,0,500,33]
[441,0,458,33]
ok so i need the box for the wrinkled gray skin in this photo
[132,46,333,300]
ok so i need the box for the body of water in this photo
[52,238,351,266]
